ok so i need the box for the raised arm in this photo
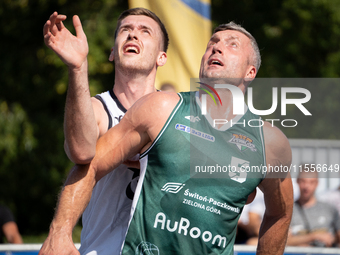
[256,122,294,255]
[43,12,100,164]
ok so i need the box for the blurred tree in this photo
[0,0,128,234]
[213,0,340,139]
[212,0,340,77]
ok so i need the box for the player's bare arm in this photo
[64,96,109,163]
[256,121,294,255]
[43,12,99,164]
[92,91,180,180]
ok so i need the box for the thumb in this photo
[73,15,86,39]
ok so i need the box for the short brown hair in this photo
[114,8,169,53]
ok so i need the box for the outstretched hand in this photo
[43,12,88,70]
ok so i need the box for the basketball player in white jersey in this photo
[40,8,169,255]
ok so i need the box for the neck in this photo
[113,68,157,110]
[298,196,317,208]
[199,82,247,121]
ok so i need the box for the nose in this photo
[127,29,138,41]
[212,41,222,55]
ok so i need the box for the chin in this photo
[202,70,221,78]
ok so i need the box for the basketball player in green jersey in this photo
[49,22,293,254]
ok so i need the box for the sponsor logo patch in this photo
[175,124,215,142]
[161,182,185,193]
[228,133,257,152]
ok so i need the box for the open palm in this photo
[43,12,88,69]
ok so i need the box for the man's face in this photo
[113,15,164,74]
[199,30,254,82]
[297,176,318,202]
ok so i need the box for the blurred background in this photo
[1,0,340,243]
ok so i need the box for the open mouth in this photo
[123,44,140,54]
[209,59,223,66]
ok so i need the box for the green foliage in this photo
[0,101,36,164]
[213,0,340,78]
[0,0,127,235]
[213,0,340,139]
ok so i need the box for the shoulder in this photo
[119,91,181,135]
[128,91,180,119]
[319,189,340,205]
[91,94,108,112]
[135,91,180,107]
[0,206,15,224]
[90,95,111,135]
[262,121,292,167]
[315,201,337,213]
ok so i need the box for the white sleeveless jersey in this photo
[79,90,140,255]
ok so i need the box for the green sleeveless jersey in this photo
[121,92,266,255]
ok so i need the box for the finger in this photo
[43,20,51,36]
[55,14,67,30]
[55,20,66,33]
[73,15,86,39]
[44,32,56,48]
[49,12,59,36]
[56,14,67,22]
[43,22,55,46]
[49,12,58,31]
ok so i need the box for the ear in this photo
[109,47,114,62]
[245,65,256,82]
[156,52,167,67]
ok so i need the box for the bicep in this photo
[91,97,109,138]
[92,111,150,181]
[260,122,294,216]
